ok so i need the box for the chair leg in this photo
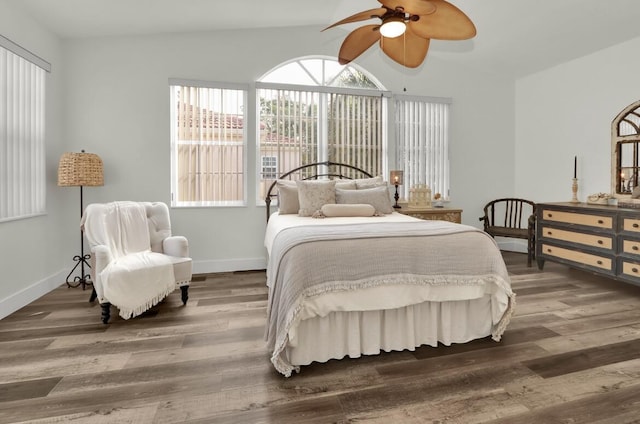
[180,285,189,305]
[101,303,111,324]
[89,288,97,303]
[527,236,535,267]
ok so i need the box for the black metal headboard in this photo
[265,161,373,222]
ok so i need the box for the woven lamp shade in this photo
[57,151,104,187]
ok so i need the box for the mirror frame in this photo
[612,100,640,198]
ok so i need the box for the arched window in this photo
[256,57,390,199]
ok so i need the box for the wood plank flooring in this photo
[2,252,640,423]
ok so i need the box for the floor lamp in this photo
[58,150,104,290]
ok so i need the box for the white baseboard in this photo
[192,257,267,275]
[6,245,533,319]
[0,270,66,320]
[0,259,268,320]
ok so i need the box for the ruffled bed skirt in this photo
[285,295,503,370]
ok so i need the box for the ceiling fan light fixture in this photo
[379,17,406,38]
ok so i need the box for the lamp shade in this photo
[58,151,104,187]
[390,170,404,185]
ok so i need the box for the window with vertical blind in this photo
[169,58,452,208]
[0,36,49,222]
[256,57,388,200]
[395,95,451,200]
[169,80,247,207]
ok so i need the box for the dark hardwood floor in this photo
[2,252,640,423]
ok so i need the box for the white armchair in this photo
[81,201,192,323]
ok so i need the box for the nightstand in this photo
[397,206,462,223]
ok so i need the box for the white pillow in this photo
[355,176,385,189]
[320,203,375,217]
[276,180,299,214]
[296,180,336,217]
[335,180,357,190]
[336,185,393,214]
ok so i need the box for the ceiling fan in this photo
[323,0,476,68]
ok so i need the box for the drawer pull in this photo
[598,219,604,224]
[546,248,552,253]
[597,240,603,245]
[546,231,553,236]
[633,268,639,273]
[633,246,639,251]
[597,260,603,265]
[634,223,640,229]
[547,213,553,218]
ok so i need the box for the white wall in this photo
[0,1,68,318]
[516,36,640,203]
[61,26,516,274]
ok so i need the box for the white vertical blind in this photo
[257,86,385,199]
[328,93,384,178]
[0,45,47,222]
[169,81,247,207]
[395,96,451,200]
[257,87,321,193]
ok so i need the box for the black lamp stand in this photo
[393,183,401,209]
[64,185,92,290]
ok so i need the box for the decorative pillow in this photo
[335,180,357,190]
[355,176,385,189]
[336,185,394,214]
[296,180,337,217]
[320,203,375,217]
[276,180,299,214]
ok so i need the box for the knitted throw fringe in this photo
[491,292,516,342]
[118,284,176,320]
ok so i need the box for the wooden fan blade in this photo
[323,8,387,31]
[408,0,476,40]
[380,31,430,68]
[378,0,436,16]
[338,25,382,65]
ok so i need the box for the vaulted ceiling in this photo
[10,0,640,78]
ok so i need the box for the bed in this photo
[264,162,515,377]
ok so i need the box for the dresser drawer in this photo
[622,239,640,257]
[540,243,612,271]
[540,226,613,250]
[622,218,640,233]
[620,260,640,280]
[540,209,613,229]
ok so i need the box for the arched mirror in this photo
[612,100,640,197]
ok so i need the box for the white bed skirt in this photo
[286,295,494,367]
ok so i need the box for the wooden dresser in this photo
[397,206,462,223]
[536,202,640,286]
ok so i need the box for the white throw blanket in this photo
[83,201,176,319]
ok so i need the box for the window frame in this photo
[0,37,49,222]
[394,94,452,201]
[254,57,391,205]
[169,78,249,208]
[168,58,453,209]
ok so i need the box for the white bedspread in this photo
[264,214,514,376]
[83,201,176,319]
